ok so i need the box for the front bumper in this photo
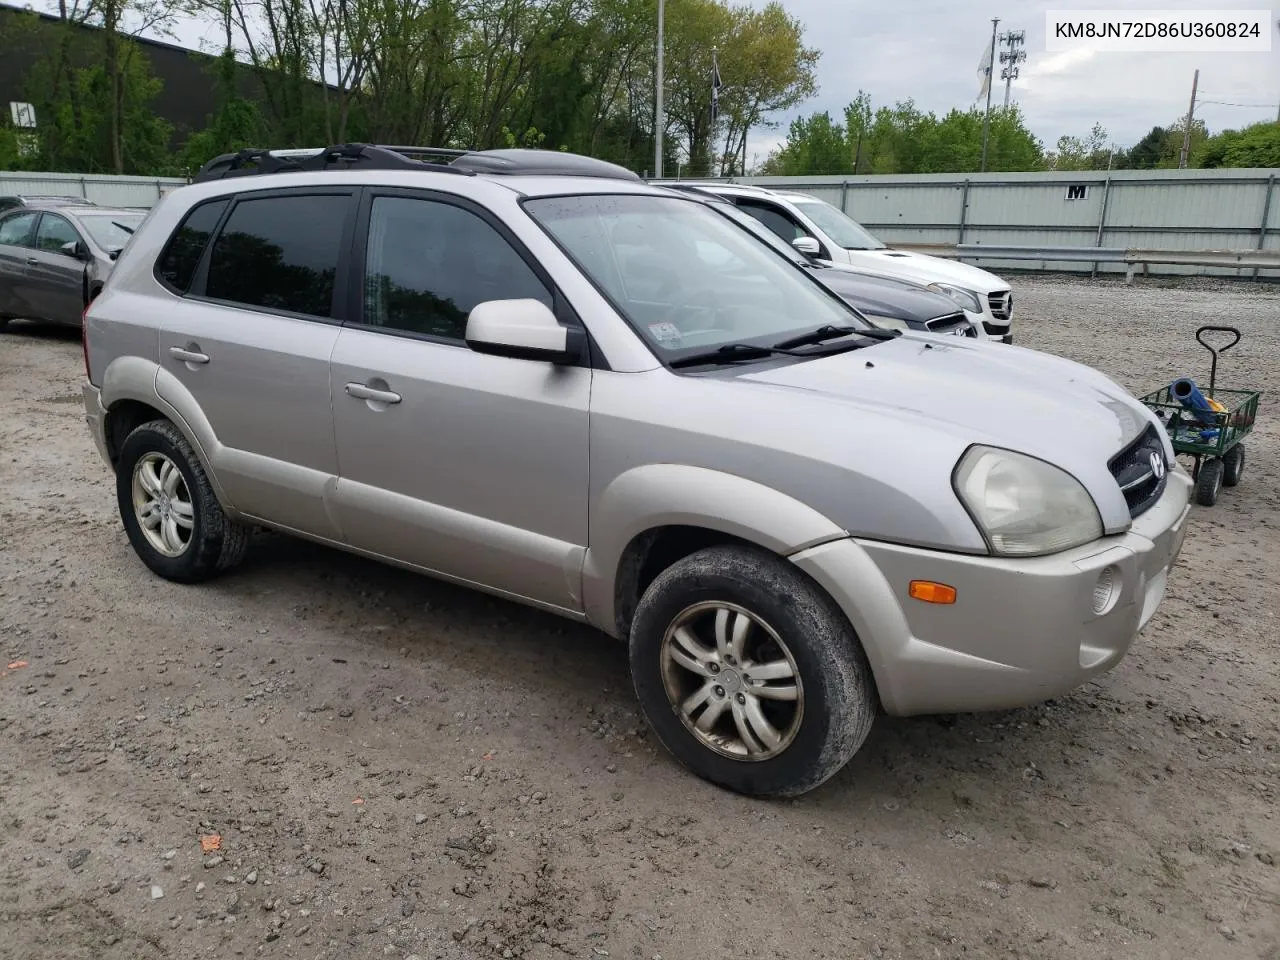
[790,470,1192,716]
[83,381,111,468]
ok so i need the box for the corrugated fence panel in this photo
[709,168,1280,278]
[843,184,966,236]
[3,167,1278,278]
[0,171,187,209]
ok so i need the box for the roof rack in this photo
[192,143,642,185]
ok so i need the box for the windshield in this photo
[78,212,144,251]
[791,198,886,250]
[525,194,867,358]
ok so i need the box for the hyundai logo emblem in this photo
[1150,451,1166,480]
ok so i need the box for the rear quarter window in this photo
[155,199,229,294]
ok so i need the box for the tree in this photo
[1048,121,1111,170]
[762,93,1043,175]
[1121,125,1166,168]
[1196,121,1280,168]
[26,36,175,174]
[759,111,849,175]
[712,2,818,176]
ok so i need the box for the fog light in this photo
[1092,565,1121,615]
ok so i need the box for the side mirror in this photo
[792,236,821,258]
[464,298,583,365]
[61,239,87,260]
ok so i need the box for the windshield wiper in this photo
[670,327,898,369]
[669,343,780,368]
[771,324,899,350]
[111,221,135,234]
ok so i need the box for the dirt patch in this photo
[1,278,1278,960]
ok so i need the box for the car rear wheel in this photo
[629,544,877,798]
[116,419,251,582]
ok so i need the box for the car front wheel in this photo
[629,544,878,798]
[116,419,251,582]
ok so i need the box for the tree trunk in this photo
[104,5,123,174]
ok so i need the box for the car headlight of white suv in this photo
[953,446,1103,557]
[927,282,984,315]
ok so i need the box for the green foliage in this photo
[2,0,1276,180]
[1048,122,1112,171]
[1195,121,1280,169]
[763,92,1044,175]
[23,37,174,175]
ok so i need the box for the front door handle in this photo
[345,382,401,405]
[25,257,38,265]
[169,346,210,365]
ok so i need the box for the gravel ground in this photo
[1,274,1278,960]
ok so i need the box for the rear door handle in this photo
[169,346,210,365]
[345,382,401,405]
[25,257,38,265]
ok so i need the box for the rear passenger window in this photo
[0,211,38,247]
[205,195,349,318]
[157,199,227,293]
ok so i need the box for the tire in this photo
[1194,457,1224,507]
[629,544,878,798]
[1222,444,1245,488]
[116,419,251,582]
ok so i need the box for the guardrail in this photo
[887,243,1280,283]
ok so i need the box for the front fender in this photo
[581,463,848,636]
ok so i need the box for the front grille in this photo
[924,312,977,337]
[988,290,1012,321]
[1108,423,1168,519]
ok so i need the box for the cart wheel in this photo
[1222,444,1245,488]
[1195,458,1224,506]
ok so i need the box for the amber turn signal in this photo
[909,580,957,604]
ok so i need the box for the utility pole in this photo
[980,17,999,172]
[999,29,1026,109]
[654,0,665,178]
[1178,68,1199,169]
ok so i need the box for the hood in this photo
[839,248,1009,295]
[811,268,962,324]
[734,334,1162,530]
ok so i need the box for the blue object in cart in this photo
[1169,377,1219,426]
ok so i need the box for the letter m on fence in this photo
[1065,184,1089,201]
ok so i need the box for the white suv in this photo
[662,182,1014,343]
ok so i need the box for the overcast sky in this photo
[745,0,1280,165]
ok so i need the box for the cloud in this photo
[753,0,1279,150]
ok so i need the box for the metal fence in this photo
[4,165,1279,279]
[705,167,1280,280]
[0,170,188,209]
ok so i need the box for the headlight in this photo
[927,282,983,314]
[953,446,1103,556]
[861,314,910,331]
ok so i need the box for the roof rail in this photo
[192,143,641,184]
[192,143,475,183]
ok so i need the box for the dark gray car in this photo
[0,203,145,329]
[672,187,977,337]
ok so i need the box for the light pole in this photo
[654,0,665,177]
[980,17,999,172]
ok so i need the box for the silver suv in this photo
[82,145,1192,798]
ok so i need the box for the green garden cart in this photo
[1139,325,1262,508]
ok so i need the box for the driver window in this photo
[738,202,806,244]
[363,195,553,340]
[35,214,81,255]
